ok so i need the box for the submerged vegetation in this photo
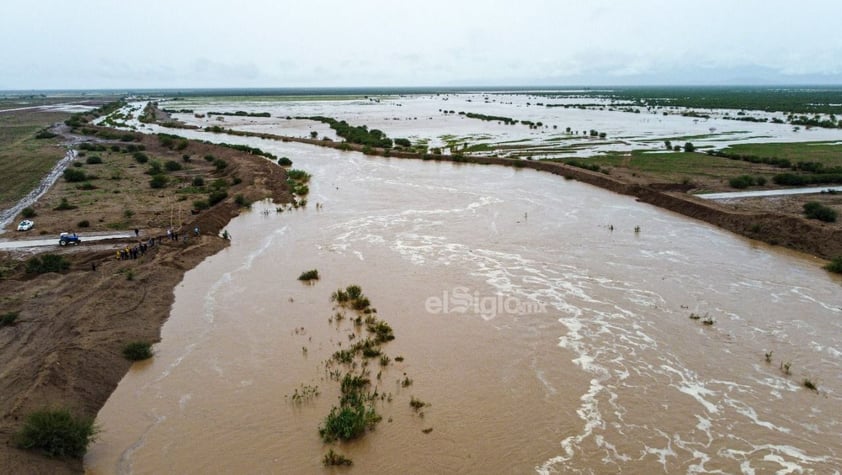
[303,116,394,148]
[298,269,320,281]
[295,282,429,458]
[323,448,353,466]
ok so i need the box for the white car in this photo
[17,220,34,231]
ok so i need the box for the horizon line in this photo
[4,84,842,96]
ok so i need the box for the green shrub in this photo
[210,178,228,190]
[287,169,310,182]
[149,174,168,189]
[1,312,18,327]
[54,198,76,211]
[825,256,842,274]
[193,199,210,210]
[803,202,837,222]
[234,194,250,207]
[133,152,149,164]
[63,168,87,182]
[208,190,228,206]
[213,159,228,171]
[319,402,379,442]
[729,175,755,189]
[122,341,153,361]
[13,409,98,458]
[26,254,70,274]
[21,207,36,218]
[204,154,215,162]
[77,182,96,190]
[77,220,90,228]
[34,129,57,139]
[147,161,163,175]
[85,155,103,164]
[278,156,293,166]
[165,160,182,172]
[192,176,205,187]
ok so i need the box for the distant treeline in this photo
[215,142,278,161]
[303,116,393,148]
[534,87,842,115]
[208,111,271,118]
[454,111,546,129]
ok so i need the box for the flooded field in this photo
[86,97,842,473]
[151,92,842,158]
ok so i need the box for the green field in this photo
[0,110,68,208]
[553,150,768,183]
[720,142,842,167]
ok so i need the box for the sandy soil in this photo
[0,129,291,473]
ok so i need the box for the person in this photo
[194,225,199,236]
[134,228,139,237]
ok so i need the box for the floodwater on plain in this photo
[151,92,842,157]
[85,99,842,474]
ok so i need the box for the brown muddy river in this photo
[86,137,842,473]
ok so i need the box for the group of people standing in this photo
[117,238,155,260]
[111,225,204,262]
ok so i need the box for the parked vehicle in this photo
[59,232,81,246]
[17,220,34,231]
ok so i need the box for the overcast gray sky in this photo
[3,0,842,89]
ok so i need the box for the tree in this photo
[684,142,695,153]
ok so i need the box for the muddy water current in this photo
[86,137,842,474]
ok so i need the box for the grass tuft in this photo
[13,409,98,459]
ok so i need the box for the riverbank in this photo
[0,128,291,473]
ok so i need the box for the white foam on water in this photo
[178,393,192,411]
[661,364,720,414]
